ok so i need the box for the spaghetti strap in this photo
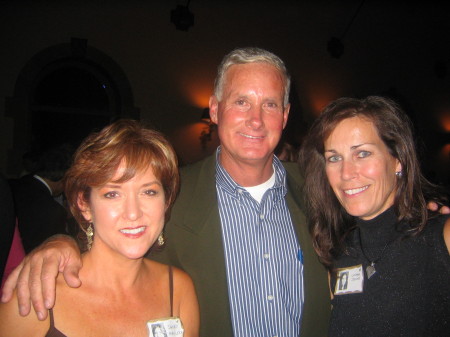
[169,265,174,317]
[45,308,68,337]
[49,308,55,327]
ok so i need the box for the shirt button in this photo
[267,295,274,301]
[260,214,265,220]
[263,253,270,260]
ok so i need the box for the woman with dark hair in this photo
[0,120,199,336]
[299,96,450,336]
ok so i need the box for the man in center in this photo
[153,47,329,336]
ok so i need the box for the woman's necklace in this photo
[358,228,397,279]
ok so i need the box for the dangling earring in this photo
[86,223,94,250]
[157,233,165,246]
[395,171,403,178]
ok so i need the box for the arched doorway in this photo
[5,38,139,176]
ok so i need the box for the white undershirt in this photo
[243,168,276,203]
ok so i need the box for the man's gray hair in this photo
[213,47,291,107]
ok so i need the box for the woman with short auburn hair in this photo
[0,119,199,337]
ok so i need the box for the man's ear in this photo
[282,103,291,129]
[77,193,92,222]
[209,96,219,124]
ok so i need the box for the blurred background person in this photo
[8,145,75,253]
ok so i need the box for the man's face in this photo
[209,62,290,168]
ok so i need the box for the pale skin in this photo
[0,164,199,336]
[324,117,402,221]
[324,117,450,297]
[209,62,290,186]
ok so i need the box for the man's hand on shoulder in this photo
[1,234,82,321]
[427,201,450,214]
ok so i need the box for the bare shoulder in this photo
[443,217,450,254]
[0,291,49,336]
[143,260,194,286]
[171,266,194,285]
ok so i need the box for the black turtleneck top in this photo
[329,207,450,337]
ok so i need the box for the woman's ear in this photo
[77,193,92,222]
[395,160,402,174]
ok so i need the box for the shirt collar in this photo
[215,146,287,197]
[33,174,53,195]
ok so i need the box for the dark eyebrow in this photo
[350,144,365,150]
[142,181,162,188]
[103,180,161,189]
[103,183,121,189]
[325,143,373,153]
[351,143,376,150]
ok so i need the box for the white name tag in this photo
[334,264,364,295]
[147,317,184,337]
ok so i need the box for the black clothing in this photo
[46,309,67,337]
[9,175,69,253]
[329,208,450,337]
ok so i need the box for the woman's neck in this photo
[80,246,148,291]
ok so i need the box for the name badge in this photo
[147,317,184,337]
[334,264,364,295]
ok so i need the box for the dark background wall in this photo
[1,0,449,185]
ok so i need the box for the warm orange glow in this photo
[178,76,212,108]
[439,144,450,163]
[188,86,212,108]
[175,67,214,108]
[440,113,450,132]
[310,96,335,116]
[302,83,340,117]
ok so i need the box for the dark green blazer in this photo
[150,154,330,337]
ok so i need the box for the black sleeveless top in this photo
[329,208,450,337]
[46,265,174,337]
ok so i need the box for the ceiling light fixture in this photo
[170,1,194,31]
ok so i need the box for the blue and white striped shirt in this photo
[216,151,304,337]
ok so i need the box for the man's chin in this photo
[236,151,273,163]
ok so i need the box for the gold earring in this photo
[157,233,165,246]
[86,223,94,250]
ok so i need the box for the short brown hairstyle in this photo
[64,119,179,249]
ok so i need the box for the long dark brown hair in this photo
[299,96,447,269]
